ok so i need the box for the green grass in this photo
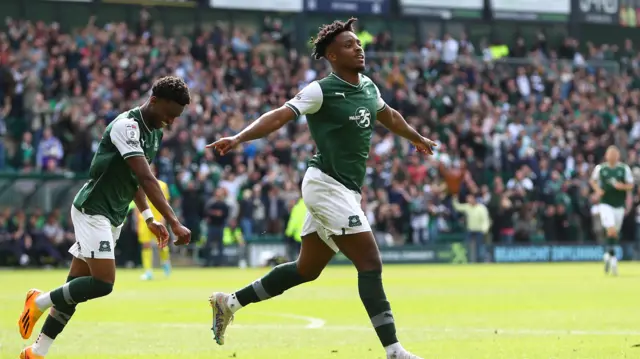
[1,263,639,358]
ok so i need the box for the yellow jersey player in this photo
[134,164,172,280]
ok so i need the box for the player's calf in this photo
[603,228,619,275]
[29,275,79,356]
[227,261,313,312]
[32,257,116,315]
[609,253,619,276]
[209,233,333,345]
[333,231,421,358]
[34,276,113,313]
[223,234,329,313]
[209,261,315,345]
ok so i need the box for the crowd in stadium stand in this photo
[2,13,640,267]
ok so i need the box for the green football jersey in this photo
[285,73,386,192]
[591,162,633,208]
[73,108,163,226]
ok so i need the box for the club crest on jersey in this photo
[349,107,371,128]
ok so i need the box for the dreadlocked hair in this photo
[151,76,191,106]
[311,17,358,60]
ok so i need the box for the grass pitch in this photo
[1,263,639,359]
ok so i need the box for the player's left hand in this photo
[413,136,437,156]
[147,221,170,249]
[613,182,626,190]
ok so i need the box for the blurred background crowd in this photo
[2,2,640,268]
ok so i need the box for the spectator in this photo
[8,209,31,266]
[452,194,491,262]
[0,209,18,265]
[35,127,63,171]
[263,186,286,235]
[223,218,247,268]
[180,180,204,244]
[41,213,68,264]
[204,187,230,267]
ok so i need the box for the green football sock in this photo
[358,270,398,347]
[41,276,80,339]
[49,277,114,307]
[235,262,309,306]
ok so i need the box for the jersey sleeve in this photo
[373,83,387,112]
[590,164,601,183]
[285,81,323,117]
[109,118,144,159]
[624,164,634,183]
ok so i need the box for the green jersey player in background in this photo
[17,77,192,359]
[590,145,634,276]
[207,18,435,359]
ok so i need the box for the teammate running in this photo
[17,76,192,359]
[207,18,433,359]
[590,145,634,276]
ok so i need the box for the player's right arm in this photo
[589,164,604,197]
[110,119,190,244]
[207,81,323,155]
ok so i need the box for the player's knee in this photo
[295,261,322,282]
[354,255,382,273]
[90,277,114,298]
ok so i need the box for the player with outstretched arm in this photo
[207,18,434,359]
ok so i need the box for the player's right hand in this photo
[413,136,438,156]
[594,188,605,198]
[206,136,240,156]
[171,223,191,246]
[147,220,170,249]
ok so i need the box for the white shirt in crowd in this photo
[506,177,534,192]
[441,38,459,64]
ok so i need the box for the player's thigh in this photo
[297,225,335,280]
[302,167,371,244]
[69,206,117,283]
[84,258,116,284]
[613,207,625,233]
[599,204,616,230]
[68,257,91,278]
[332,231,382,272]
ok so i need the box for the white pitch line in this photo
[259,312,326,329]
[92,321,640,336]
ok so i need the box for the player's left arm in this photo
[375,87,436,155]
[133,187,151,218]
[616,165,635,191]
[133,186,170,246]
